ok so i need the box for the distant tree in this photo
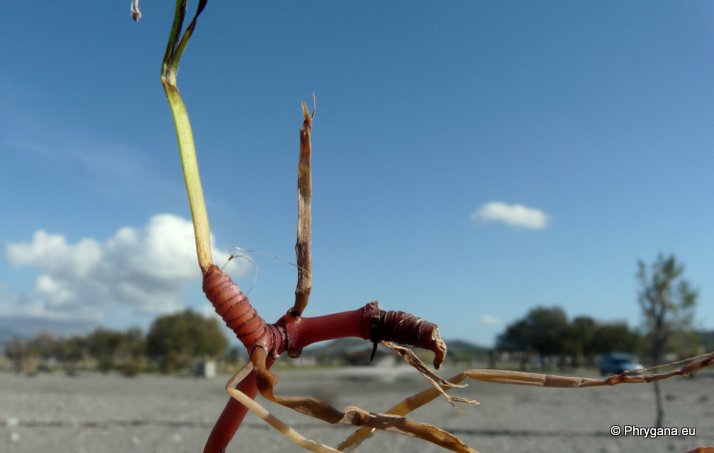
[496,318,531,352]
[88,328,126,372]
[224,346,244,365]
[116,327,146,363]
[146,309,228,372]
[55,335,89,375]
[116,328,146,376]
[497,307,647,370]
[87,327,146,372]
[497,306,569,369]
[592,322,642,355]
[26,331,59,361]
[637,253,697,428]
[56,335,89,362]
[697,330,714,352]
[667,329,701,358]
[4,338,27,373]
[562,316,597,367]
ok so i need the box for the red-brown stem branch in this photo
[203,370,258,453]
[204,267,446,452]
[203,308,374,452]
[204,304,445,451]
[281,305,377,357]
[205,354,280,453]
[203,309,360,452]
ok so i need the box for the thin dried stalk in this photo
[338,351,714,451]
[225,361,339,453]
[338,371,469,451]
[463,351,714,387]
[382,341,477,410]
[291,100,315,317]
[130,0,141,21]
[249,347,477,453]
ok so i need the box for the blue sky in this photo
[1,1,713,347]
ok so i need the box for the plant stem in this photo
[160,0,213,274]
[162,82,213,273]
[204,370,258,453]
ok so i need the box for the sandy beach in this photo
[1,367,712,452]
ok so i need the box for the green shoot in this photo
[160,0,212,274]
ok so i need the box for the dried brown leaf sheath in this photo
[291,101,313,317]
[369,303,447,369]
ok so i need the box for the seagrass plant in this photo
[131,2,714,452]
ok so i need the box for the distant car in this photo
[599,353,644,376]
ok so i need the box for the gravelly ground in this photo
[1,367,712,452]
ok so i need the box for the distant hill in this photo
[302,338,368,357]
[301,338,385,365]
[444,339,491,361]
[301,337,490,365]
[0,316,94,348]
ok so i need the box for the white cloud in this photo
[8,231,102,279]
[4,214,247,323]
[479,314,500,325]
[471,202,550,230]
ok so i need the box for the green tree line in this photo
[496,305,703,370]
[496,306,643,369]
[496,254,702,373]
[3,309,229,375]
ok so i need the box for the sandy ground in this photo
[0,367,712,453]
